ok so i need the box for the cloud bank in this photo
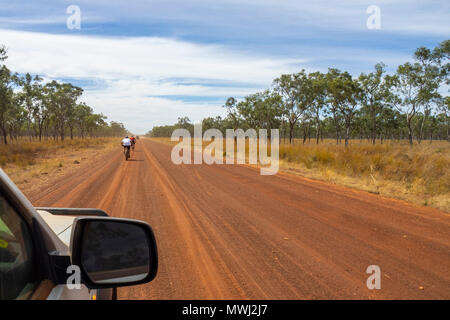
[0,29,305,132]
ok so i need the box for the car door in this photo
[0,193,38,299]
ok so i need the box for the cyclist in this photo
[121,136,131,157]
[130,136,136,150]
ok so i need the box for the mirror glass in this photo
[80,220,150,284]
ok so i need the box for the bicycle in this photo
[124,146,131,160]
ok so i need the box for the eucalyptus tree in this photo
[18,73,44,140]
[0,45,7,63]
[300,111,313,144]
[327,69,361,146]
[260,91,283,138]
[273,73,299,143]
[437,96,450,141]
[235,94,260,130]
[308,71,327,144]
[387,62,424,146]
[430,40,449,141]
[0,65,19,144]
[107,121,127,137]
[352,109,371,141]
[7,93,27,141]
[224,97,241,130]
[202,116,225,133]
[148,125,176,137]
[413,46,444,143]
[236,90,283,137]
[274,70,315,144]
[44,81,83,140]
[378,106,401,143]
[0,47,15,144]
[175,116,194,135]
[429,39,449,86]
[30,79,47,140]
[325,68,344,144]
[341,78,362,147]
[85,113,107,137]
[388,48,445,147]
[74,102,94,138]
[358,63,391,144]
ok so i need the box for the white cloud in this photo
[84,90,225,134]
[1,29,303,83]
[0,28,305,132]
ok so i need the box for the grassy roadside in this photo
[149,137,450,212]
[278,140,449,212]
[0,138,119,195]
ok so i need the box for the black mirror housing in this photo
[70,217,158,289]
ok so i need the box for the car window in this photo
[0,195,37,300]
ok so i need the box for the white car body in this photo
[36,210,96,300]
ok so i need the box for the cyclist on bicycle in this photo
[130,136,136,149]
[121,136,131,153]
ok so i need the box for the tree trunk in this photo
[447,117,450,142]
[289,120,295,144]
[38,123,43,141]
[302,123,307,144]
[371,109,376,145]
[27,120,32,142]
[316,116,320,144]
[345,125,350,147]
[60,123,65,141]
[335,122,340,145]
[1,127,7,145]
[336,129,339,145]
[407,118,413,146]
[418,118,424,144]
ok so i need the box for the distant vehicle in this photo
[0,168,158,300]
[136,136,140,140]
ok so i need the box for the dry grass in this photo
[0,138,118,193]
[281,139,450,212]
[151,137,450,212]
[0,138,116,167]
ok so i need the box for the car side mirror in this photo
[70,217,158,289]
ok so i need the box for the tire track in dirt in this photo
[141,142,244,299]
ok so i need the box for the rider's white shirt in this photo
[122,138,131,146]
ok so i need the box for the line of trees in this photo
[0,45,128,144]
[148,40,449,146]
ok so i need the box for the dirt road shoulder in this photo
[1,138,120,199]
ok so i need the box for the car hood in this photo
[36,210,76,248]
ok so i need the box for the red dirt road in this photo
[30,138,450,299]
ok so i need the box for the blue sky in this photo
[0,0,449,133]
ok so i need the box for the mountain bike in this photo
[124,146,131,160]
